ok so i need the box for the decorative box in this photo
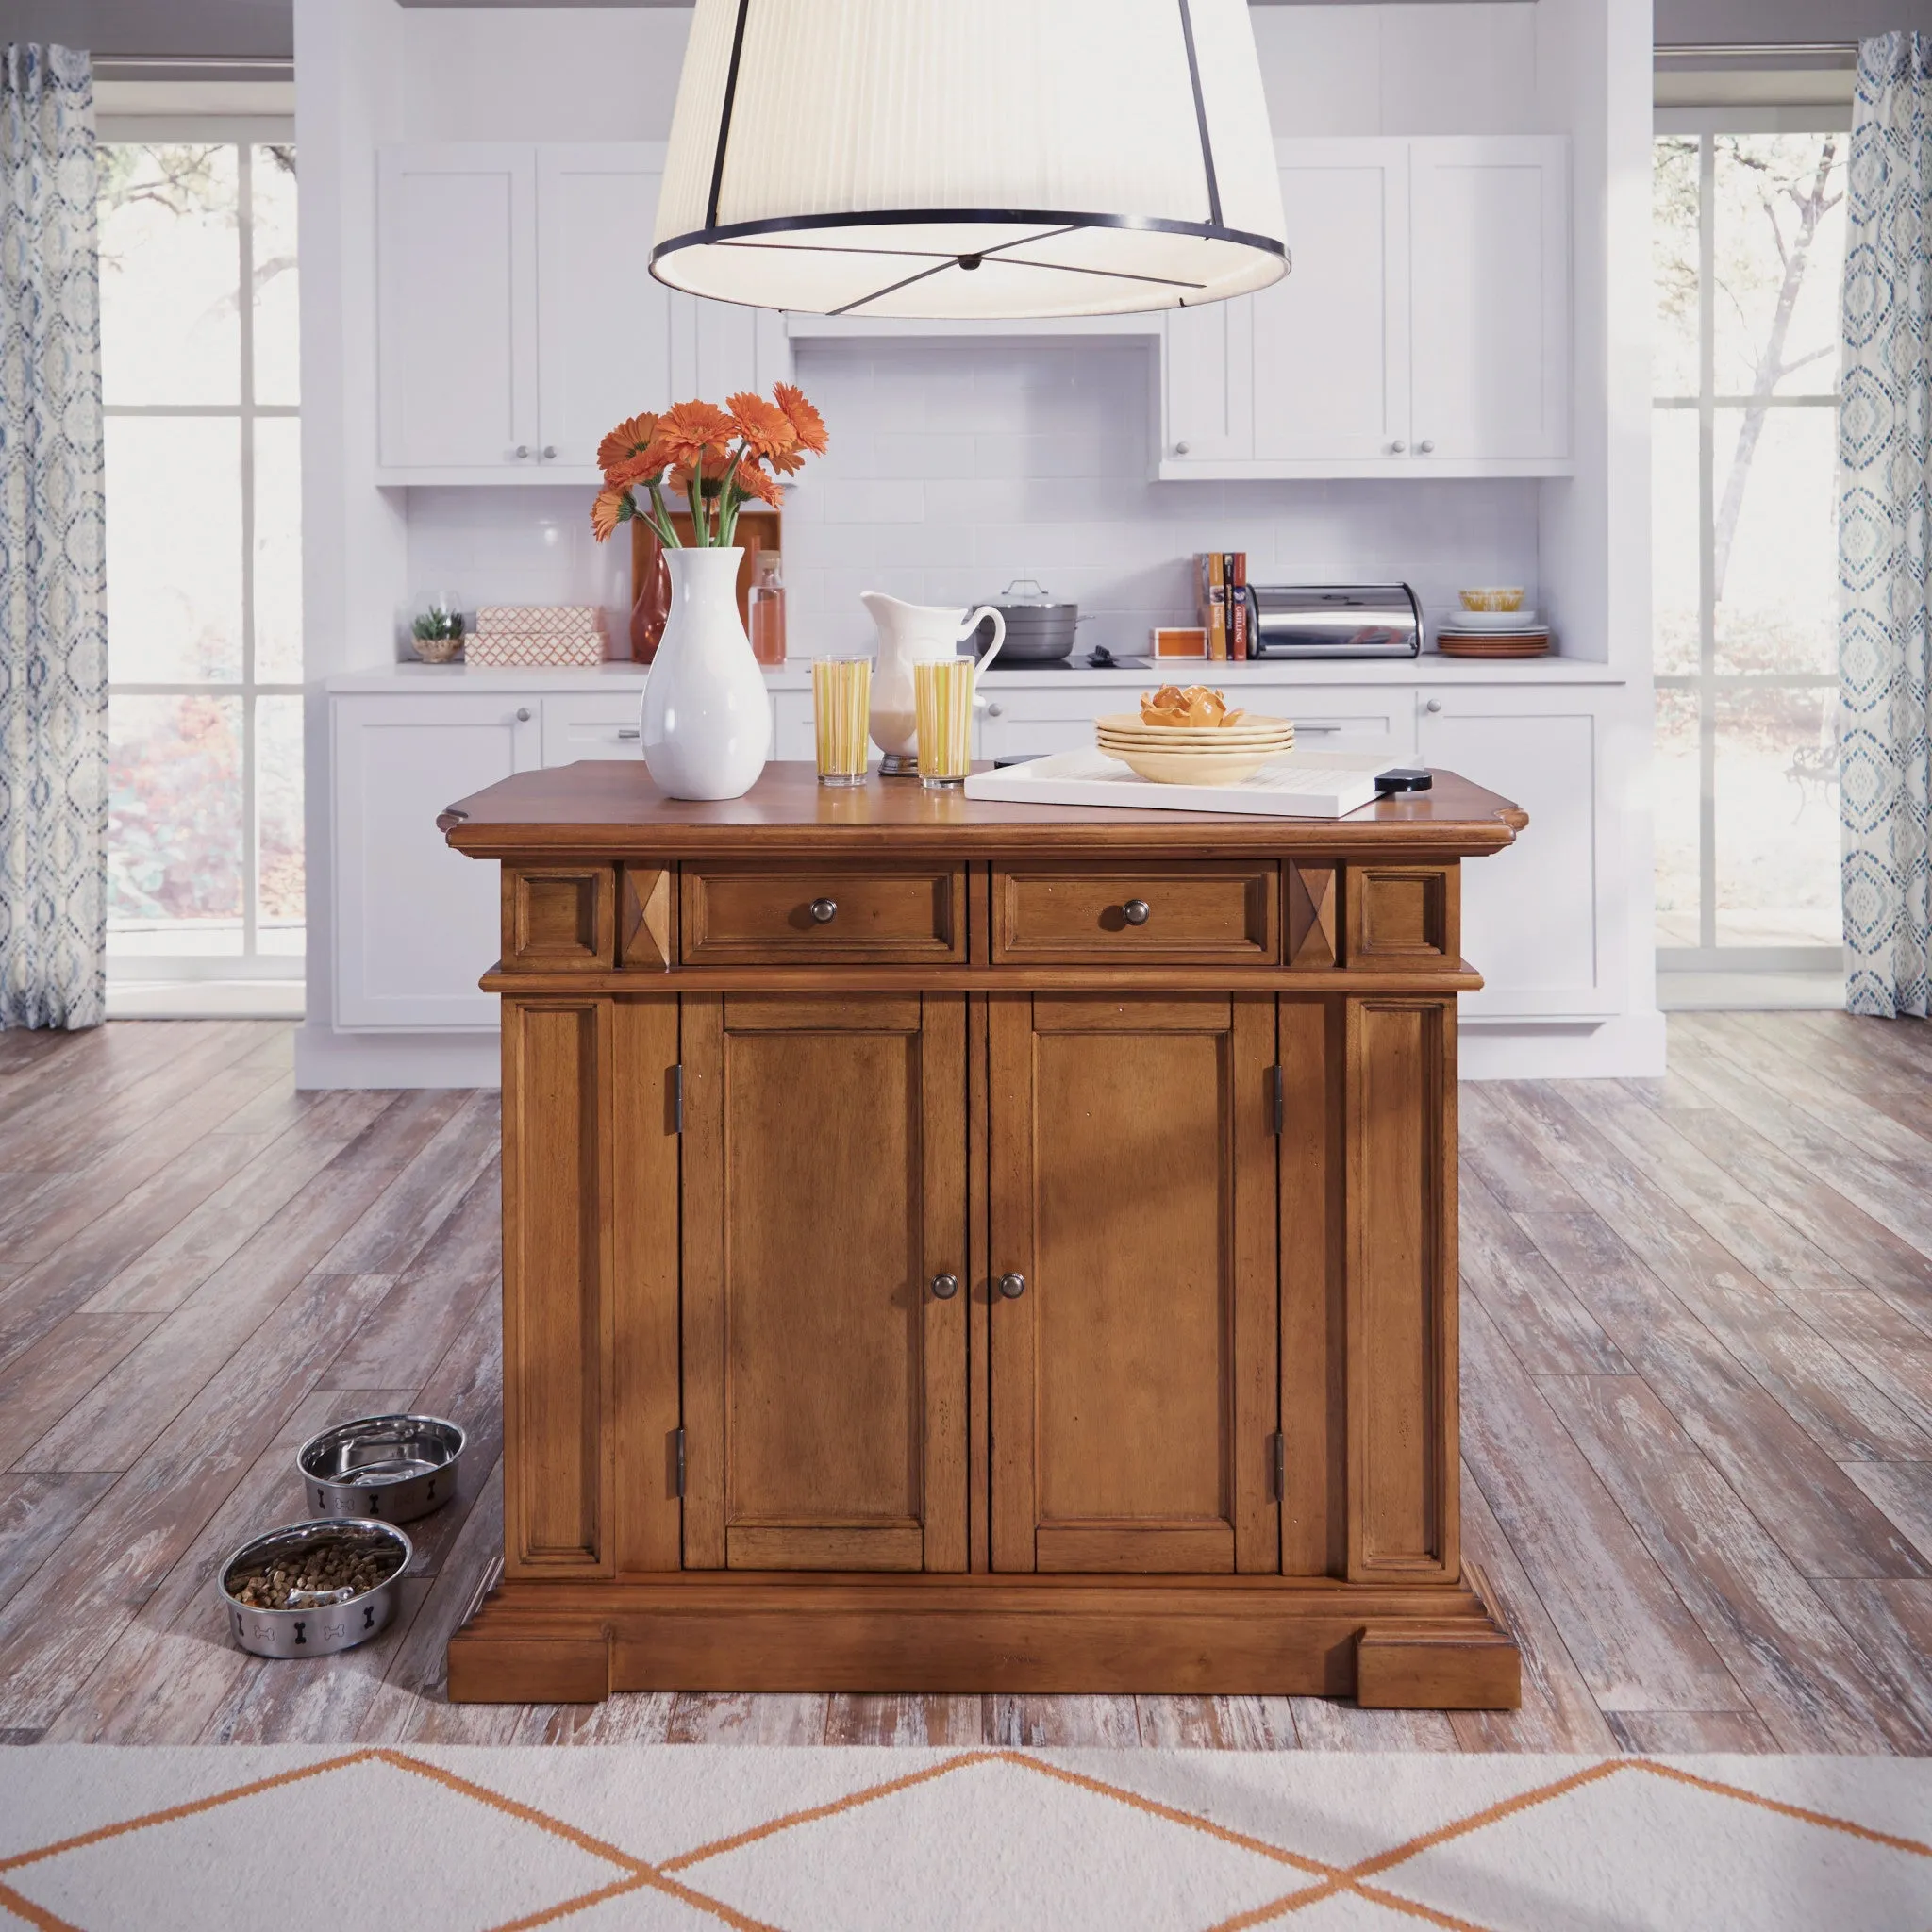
[466,605,608,668]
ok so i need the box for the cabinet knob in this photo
[1418,439,1436,454]
[998,1272,1026,1300]
[1174,441,1191,456]
[541,444,558,459]
[930,1273,959,1301]
[515,707,532,722]
[808,897,838,924]
[616,726,640,740]
[986,702,1004,718]
[1425,697,1442,714]
[1390,440,1407,455]
[513,444,530,459]
[1122,898,1151,926]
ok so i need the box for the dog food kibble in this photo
[229,1541,398,1609]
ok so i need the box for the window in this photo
[1652,119,1847,969]
[99,139,302,981]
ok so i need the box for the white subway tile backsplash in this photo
[408,337,1541,662]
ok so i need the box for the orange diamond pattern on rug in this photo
[0,1750,1927,1932]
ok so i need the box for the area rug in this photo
[0,1747,1926,1931]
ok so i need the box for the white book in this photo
[962,748,1397,819]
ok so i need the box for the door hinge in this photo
[674,1426,686,1498]
[1269,1431,1286,1501]
[1270,1065,1285,1136]
[672,1063,685,1134]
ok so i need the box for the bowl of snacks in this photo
[1096,685,1293,784]
[1457,587,1525,613]
[219,1518,411,1659]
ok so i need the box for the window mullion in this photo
[238,141,258,960]
[1697,131,1718,955]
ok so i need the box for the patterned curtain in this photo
[1840,32,1932,1019]
[0,45,104,1030]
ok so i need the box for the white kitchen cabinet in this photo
[541,691,644,764]
[1161,137,1569,479]
[1415,688,1613,1018]
[377,143,791,484]
[376,145,537,474]
[334,694,540,1028]
[534,147,675,476]
[1408,141,1570,466]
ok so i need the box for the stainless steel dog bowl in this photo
[297,1412,466,1522]
[219,1518,411,1660]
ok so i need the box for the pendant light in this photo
[651,0,1288,320]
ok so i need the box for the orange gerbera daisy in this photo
[604,446,668,491]
[590,486,632,542]
[726,391,795,460]
[772,381,828,456]
[656,398,740,467]
[728,454,782,508]
[596,411,660,475]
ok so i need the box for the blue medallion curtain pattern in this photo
[0,44,105,1030]
[1840,32,1932,1019]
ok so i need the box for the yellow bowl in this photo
[1458,587,1525,613]
[1112,745,1278,785]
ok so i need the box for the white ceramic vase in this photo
[640,546,771,800]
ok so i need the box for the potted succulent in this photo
[590,385,827,800]
[410,601,465,664]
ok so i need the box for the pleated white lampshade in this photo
[651,0,1288,319]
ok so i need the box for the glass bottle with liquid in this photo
[749,551,787,665]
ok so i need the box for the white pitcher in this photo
[860,592,1007,775]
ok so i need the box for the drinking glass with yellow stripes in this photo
[913,657,974,788]
[811,656,873,786]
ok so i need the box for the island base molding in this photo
[447,1571,1521,1709]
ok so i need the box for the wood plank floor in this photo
[2,1012,1930,1751]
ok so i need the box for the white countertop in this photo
[327,655,1630,693]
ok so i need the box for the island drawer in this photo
[681,864,968,965]
[991,863,1279,965]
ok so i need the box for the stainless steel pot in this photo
[219,1519,411,1660]
[972,577,1081,661]
[298,1413,466,1523]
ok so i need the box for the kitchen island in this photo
[438,761,1526,1708]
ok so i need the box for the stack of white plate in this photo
[1437,608,1551,658]
[1094,711,1294,785]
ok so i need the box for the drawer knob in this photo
[930,1273,959,1301]
[616,727,640,740]
[808,897,838,924]
[1418,439,1436,454]
[515,707,532,722]
[1123,898,1151,926]
[1425,698,1442,714]
[986,702,1003,717]
[998,1272,1026,1300]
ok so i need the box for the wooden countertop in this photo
[440,760,1527,859]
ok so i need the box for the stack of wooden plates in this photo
[1437,622,1552,659]
[1094,712,1294,785]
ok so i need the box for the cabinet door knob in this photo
[515,707,532,722]
[1122,898,1151,926]
[1418,439,1436,454]
[1174,440,1191,456]
[541,444,557,459]
[1425,697,1442,714]
[1390,440,1407,455]
[998,1272,1026,1300]
[986,702,1003,717]
[808,897,838,924]
[930,1273,959,1301]
[513,444,530,459]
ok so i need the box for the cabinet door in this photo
[1163,299,1254,464]
[988,994,1277,1574]
[1252,141,1409,463]
[333,695,540,1028]
[676,298,794,407]
[1409,138,1569,463]
[1416,690,1613,1017]
[681,994,969,1572]
[377,145,537,472]
[537,145,675,475]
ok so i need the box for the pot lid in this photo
[991,576,1078,615]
